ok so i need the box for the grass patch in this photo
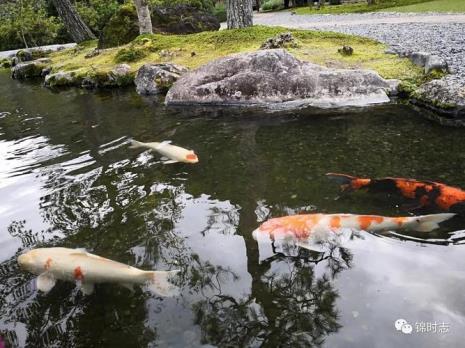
[295,0,432,14]
[386,0,465,12]
[48,25,428,88]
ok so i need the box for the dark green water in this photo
[0,70,464,348]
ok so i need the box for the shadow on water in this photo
[0,71,465,347]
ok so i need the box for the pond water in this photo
[0,70,464,348]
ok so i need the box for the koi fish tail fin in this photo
[411,213,456,232]
[128,139,146,149]
[326,173,361,191]
[144,270,180,297]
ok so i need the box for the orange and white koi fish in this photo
[129,139,198,164]
[253,213,455,251]
[327,173,465,214]
[18,248,180,296]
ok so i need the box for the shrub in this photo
[98,4,139,48]
[213,2,227,22]
[75,0,121,34]
[114,47,148,63]
[150,0,215,11]
[261,0,284,12]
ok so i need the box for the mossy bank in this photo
[36,26,429,89]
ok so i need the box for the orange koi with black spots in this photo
[327,173,465,214]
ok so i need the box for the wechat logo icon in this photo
[395,319,413,334]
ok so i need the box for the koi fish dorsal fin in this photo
[70,249,105,260]
[156,140,172,150]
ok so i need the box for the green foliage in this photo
[212,2,226,22]
[0,0,61,51]
[261,0,284,12]
[98,4,139,48]
[114,46,148,63]
[75,0,121,34]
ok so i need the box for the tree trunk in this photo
[51,0,96,43]
[133,0,153,34]
[226,0,253,29]
[367,0,376,5]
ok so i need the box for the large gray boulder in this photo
[165,49,397,108]
[135,63,188,95]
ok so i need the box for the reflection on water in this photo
[0,71,465,347]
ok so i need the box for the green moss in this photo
[48,25,430,91]
[0,58,11,68]
[427,69,447,80]
[114,47,148,63]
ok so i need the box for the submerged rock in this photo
[135,63,188,95]
[11,58,51,79]
[166,49,397,108]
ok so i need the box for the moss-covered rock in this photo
[13,49,50,66]
[45,70,83,88]
[135,63,188,95]
[1,58,12,69]
[11,58,51,79]
[108,64,134,87]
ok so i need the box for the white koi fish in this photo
[129,139,198,164]
[17,247,180,296]
[253,213,455,252]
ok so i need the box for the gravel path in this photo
[0,43,76,59]
[254,11,465,119]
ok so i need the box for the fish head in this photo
[253,218,290,243]
[18,248,61,274]
[184,152,199,164]
[18,249,40,272]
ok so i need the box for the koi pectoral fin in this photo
[79,282,95,295]
[163,160,179,165]
[37,273,56,293]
